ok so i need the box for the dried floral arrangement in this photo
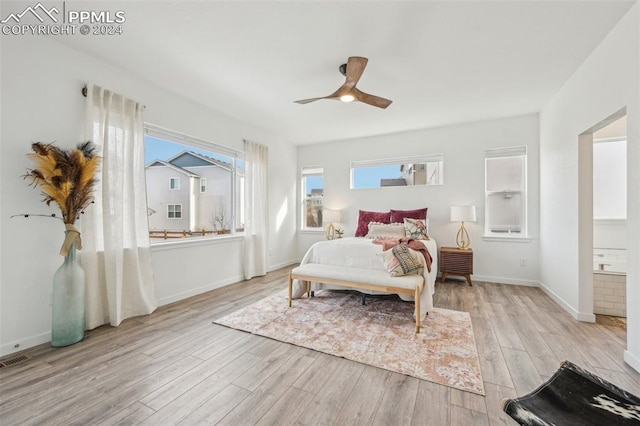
[22,142,101,255]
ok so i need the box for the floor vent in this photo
[0,354,31,369]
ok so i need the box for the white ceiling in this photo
[52,1,635,145]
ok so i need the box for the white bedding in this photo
[292,237,438,319]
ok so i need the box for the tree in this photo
[210,199,230,233]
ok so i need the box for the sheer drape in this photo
[243,140,269,279]
[81,84,157,328]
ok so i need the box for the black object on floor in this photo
[502,360,640,425]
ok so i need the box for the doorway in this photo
[592,116,627,325]
[577,108,627,328]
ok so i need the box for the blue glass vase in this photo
[51,237,86,347]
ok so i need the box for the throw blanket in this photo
[374,237,433,272]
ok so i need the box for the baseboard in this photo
[537,281,595,323]
[268,259,299,272]
[624,350,640,373]
[0,331,51,358]
[157,274,244,306]
[470,275,539,287]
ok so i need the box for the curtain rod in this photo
[82,85,146,108]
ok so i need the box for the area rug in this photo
[503,360,640,425]
[214,291,484,395]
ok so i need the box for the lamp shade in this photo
[450,205,476,222]
[323,209,341,224]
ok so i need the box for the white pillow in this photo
[366,222,406,239]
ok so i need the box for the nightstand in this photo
[439,247,473,286]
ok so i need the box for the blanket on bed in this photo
[373,237,433,272]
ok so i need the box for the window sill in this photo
[299,229,325,235]
[151,234,244,251]
[482,235,532,243]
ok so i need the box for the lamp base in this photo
[326,223,336,240]
[456,222,471,250]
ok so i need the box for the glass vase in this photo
[51,237,86,347]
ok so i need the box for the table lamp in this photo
[450,205,476,249]
[323,209,341,240]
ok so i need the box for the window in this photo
[351,154,443,189]
[301,166,323,229]
[144,124,244,243]
[167,204,182,219]
[484,146,527,237]
[593,138,626,219]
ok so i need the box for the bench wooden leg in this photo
[288,271,293,308]
[415,286,421,334]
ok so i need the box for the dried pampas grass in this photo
[24,142,100,225]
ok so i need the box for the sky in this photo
[353,165,402,189]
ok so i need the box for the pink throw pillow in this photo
[390,208,428,223]
[355,210,391,237]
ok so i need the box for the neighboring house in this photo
[305,188,323,227]
[145,151,237,233]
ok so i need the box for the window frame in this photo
[483,146,528,239]
[167,203,182,219]
[169,177,180,190]
[300,166,324,231]
[200,177,207,193]
[144,123,244,244]
[350,154,444,189]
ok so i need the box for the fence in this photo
[149,229,217,240]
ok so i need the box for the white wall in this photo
[297,114,540,286]
[0,36,297,356]
[540,3,639,371]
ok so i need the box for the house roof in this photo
[168,151,232,171]
[145,160,200,178]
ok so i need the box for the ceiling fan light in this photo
[340,94,355,103]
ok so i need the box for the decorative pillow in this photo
[355,210,391,237]
[366,222,406,239]
[390,208,428,223]
[378,243,424,276]
[404,217,430,240]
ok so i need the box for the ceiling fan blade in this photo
[294,97,324,104]
[295,86,347,104]
[354,88,392,109]
[344,56,368,88]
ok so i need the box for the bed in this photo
[292,237,438,320]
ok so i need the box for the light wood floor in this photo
[1,267,639,425]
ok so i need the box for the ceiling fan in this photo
[294,56,392,109]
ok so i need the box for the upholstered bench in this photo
[288,263,425,333]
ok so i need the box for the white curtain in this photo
[81,84,157,329]
[243,140,269,279]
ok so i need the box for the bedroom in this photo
[0,0,639,423]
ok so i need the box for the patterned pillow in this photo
[355,210,391,237]
[378,243,424,276]
[404,218,430,240]
[366,222,406,239]
[390,208,428,223]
